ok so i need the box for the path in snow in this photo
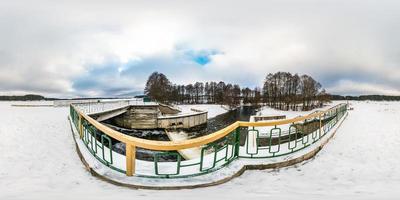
[1,101,399,200]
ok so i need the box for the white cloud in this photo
[327,80,400,96]
[0,0,400,97]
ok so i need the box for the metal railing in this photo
[70,102,348,178]
[73,99,158,115]
[73,100,129,114]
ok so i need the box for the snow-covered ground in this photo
[251,101,344,137]
[9,100,54,106]
[1,101,400,199]
[255,101,343,119]
[177,104,229,119]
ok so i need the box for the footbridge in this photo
[68,100,348,189]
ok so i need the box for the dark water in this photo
[186,105,260,138]
[100,124,174,161]
[106,105,260,161]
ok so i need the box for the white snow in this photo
[10,101,54,106]
[256,101,344,119]
[165,104,229,159]
[177,104,229,119]
[1,101,400,199]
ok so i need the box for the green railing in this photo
[69,102,348,178]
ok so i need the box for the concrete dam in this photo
[89,103,208,130]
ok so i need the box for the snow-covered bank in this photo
[177,104,229,119]
[166,104,229,159]
[256,101,344,119]
[1,101,400,199]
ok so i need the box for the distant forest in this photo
[0,94,54,101]
[2,84,400,104]
[144,71,330,111]
[330,95,400,101]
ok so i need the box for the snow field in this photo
[1,101,399,199]
[177,104,229,119]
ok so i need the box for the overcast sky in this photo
[1,0,400,97]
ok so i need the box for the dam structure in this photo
[81,99,208,130]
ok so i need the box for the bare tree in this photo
[144,72,172,103]
[262,72,328,111]
[144,71,329,109]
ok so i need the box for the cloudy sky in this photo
[1,0,400,97]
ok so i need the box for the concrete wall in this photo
[113,105,159,129]
[54,99,101,107]
[254,115,286,122]
[158,103,181,115]
[112,105,208,130]
[158,112,207,129]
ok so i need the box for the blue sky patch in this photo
[184,49,220,65]
[71,47,224,96]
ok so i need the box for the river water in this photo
[108,105,260,161]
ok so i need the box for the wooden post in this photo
[126,144,136,176]
[78,114,83,139]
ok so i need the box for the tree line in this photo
[331,95,400,101]
[144,71,331,110]
[0,94,48,101]
[262,72,330,110]
[144,72,242,108]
